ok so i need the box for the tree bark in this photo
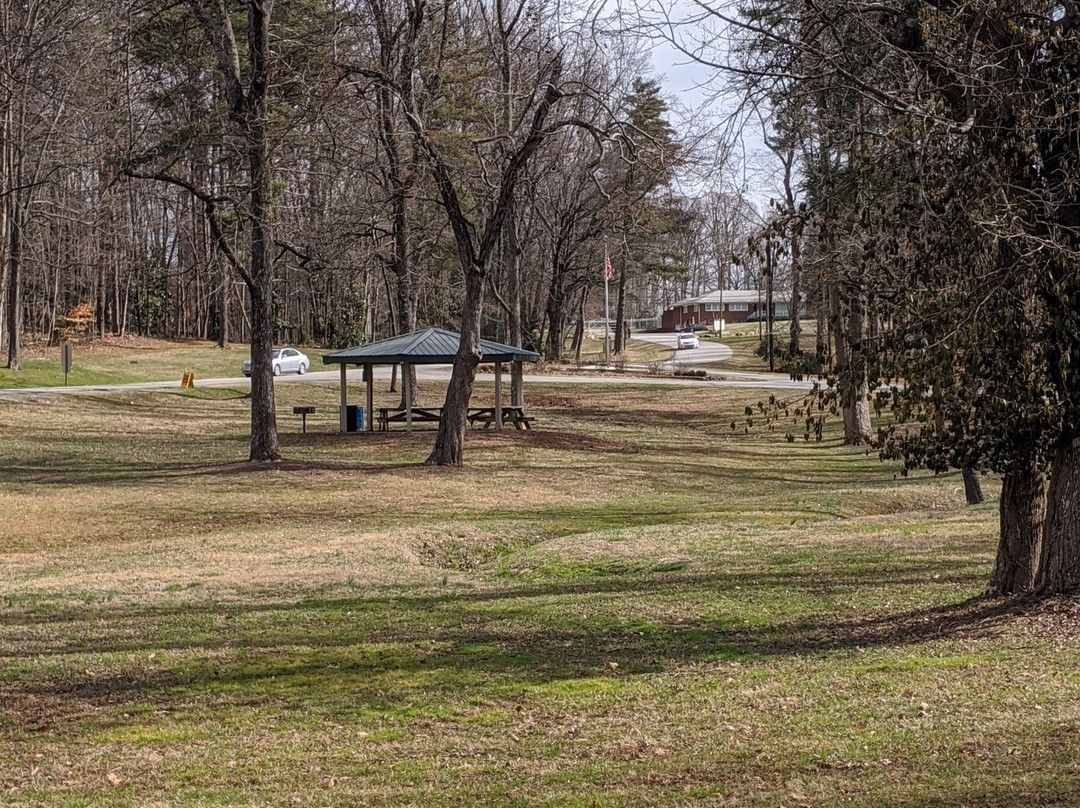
[962,467,984,505]
[426,268,483,465]
[188,0,280,460]
[1037,439,1080,595]
[840,284,871,445]
[5,198,22,370]
[989,464,1046,595]
[815,275,829,370]
[244,1,279,461]
[504,196,524,402]
[788,227,801,360]
[544,259,567,361]
[215,252,230,349]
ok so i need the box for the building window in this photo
[727,302,748,312]
[704,303,721,312]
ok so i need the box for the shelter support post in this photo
[494,362,503,430]
[339,364,348,432]
[365,364,374,432]
[405,363,413,431]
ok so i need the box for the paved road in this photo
[632,331,734,366]
[0,336,818,400]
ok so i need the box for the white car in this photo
[677,332,699,349]
[242,347,310,377]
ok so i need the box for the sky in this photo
[632,2,782,208]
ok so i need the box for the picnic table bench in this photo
[377,406,443,431]
[467,405,534,430]
[376,405,535,430]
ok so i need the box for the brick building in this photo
[660,289,795,331]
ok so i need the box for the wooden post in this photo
[405,362,413,431]
[494,362,503,430]
[339,363,348,432]
[365,364,375,432]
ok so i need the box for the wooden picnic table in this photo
[467,405,534,430]
[376,405,535,430]
[376,406,442,431]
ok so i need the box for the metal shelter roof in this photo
[322,327,540,366]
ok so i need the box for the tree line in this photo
[1,0,787,464]
[0,1,772,363]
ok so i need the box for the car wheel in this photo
[273,364,281,376]
[297,363,307,375]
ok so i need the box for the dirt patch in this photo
[1015,595,1080,645]
[800,593,1080,651]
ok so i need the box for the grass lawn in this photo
[0,337,289,390]
[1,368,1077,807]
[706,322,802,373]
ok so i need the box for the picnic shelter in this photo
[322,327,540,432]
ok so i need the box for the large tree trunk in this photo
[427,269,483,466]
[504,196,524,405]
[544,263,567,361]
[788,227,801,360]
[815,277,829,371]
[840,285,871,445]
[1037,439,1080,595]
[246,137,280,461]
[962,467,984,505]
[400,34,563,464]
[5,198,22,370]
[571,292,585,363]
[242,0,279,462]
[989,464,1046,595]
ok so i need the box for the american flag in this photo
[604,251,613,281]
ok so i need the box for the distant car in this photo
[677,332,699,349]
[745,311,767,322]
[689,322,708,332]
[242,347,310,377]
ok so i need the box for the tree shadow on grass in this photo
[2,564,1048,729]
[0,452,434,486]
[3,591,1038,736]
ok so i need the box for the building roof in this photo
[670,289,791,308]
[322,327,540,365]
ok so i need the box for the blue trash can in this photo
[345,405,365,432]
